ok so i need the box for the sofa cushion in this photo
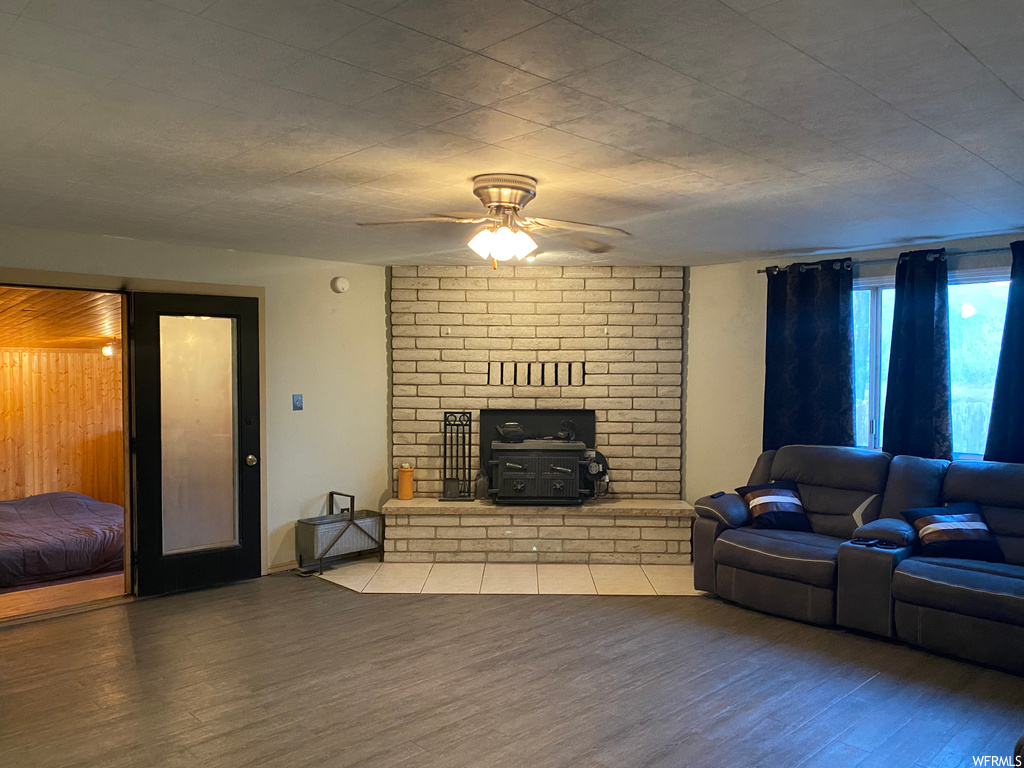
[714,528,843,589]
[943,461,1024,566]
[879,455,949,520]
[892,557,1024,628]
[746,450,777,486]
[735,481,811,532]
[768,445,891,538]
[770,445,891,491]
[901,502,1004,562]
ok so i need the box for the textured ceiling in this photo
[0,0,1022,266]
[0,286,121,348]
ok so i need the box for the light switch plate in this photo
[292,394,303,411]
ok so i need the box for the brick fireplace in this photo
[388,264,685,498]
[383,264,693,565]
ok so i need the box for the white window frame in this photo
[853,266,1010,457]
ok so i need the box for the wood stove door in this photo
[495,454,537,500]
[540,455,580,500]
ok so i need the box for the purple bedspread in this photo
[0,492,124,588]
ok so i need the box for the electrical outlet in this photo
[292,394,303,411]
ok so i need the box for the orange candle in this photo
[397,466,414,500]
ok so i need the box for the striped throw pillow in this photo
[901,502,1005,562]
[735,480,812,532]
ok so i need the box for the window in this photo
[948,280,1010,455]
[853,272,1009,457]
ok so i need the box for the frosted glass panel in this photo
[159,315,238,554]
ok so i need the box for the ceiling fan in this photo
[356,173,631,267]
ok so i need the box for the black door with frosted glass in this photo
[130,293,261,596]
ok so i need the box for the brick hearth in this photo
[381,498,694,565]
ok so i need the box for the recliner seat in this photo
[716,529,841,588]
[893,557,1024,628]
[695,445,892,626]
[715,529,845,625]
[891,460,1024,675]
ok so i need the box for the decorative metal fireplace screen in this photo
[441,411,473,500]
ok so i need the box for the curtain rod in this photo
[756,246,1012,274]
[757,260,851,275]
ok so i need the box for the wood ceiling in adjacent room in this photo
[0,287,122,349]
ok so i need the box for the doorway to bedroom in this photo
[0,285,128,620]
[0,284,264,618]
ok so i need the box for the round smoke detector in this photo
[472,173,537,211]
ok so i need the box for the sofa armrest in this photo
[694,493,750,529]
[854,518,916,547]
[837,539,915,637]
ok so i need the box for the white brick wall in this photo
[389,265,685,498]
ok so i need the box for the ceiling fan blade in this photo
[565,233,615,254]
[431,212,496,221]
[521,216,631,237]
[537,230,615,254]
[357,214,496,227]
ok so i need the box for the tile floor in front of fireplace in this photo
[317,559,699,596]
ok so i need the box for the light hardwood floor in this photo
[0,574,1021,767]
[0,573,125,621]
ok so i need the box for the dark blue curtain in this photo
[985,241,1024,463]
[882,249,952,460]
[763,258,854,452]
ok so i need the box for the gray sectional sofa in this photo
[693,445,1024,676]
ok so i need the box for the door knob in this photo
[245,454,259,466]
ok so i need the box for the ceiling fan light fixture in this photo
[467,226,537,262]
[511,229,538,260]
[492,226,518,261]
[467,228,493,258]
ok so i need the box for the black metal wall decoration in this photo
[441,411,474,501]
[487,361,586,387]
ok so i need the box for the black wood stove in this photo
[481,409,609,506]
[490,439,589,506]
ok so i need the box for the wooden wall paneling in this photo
[0,348,124,505]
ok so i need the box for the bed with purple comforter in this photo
[0,492,124,588]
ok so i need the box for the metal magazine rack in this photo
[295,491,384,574]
